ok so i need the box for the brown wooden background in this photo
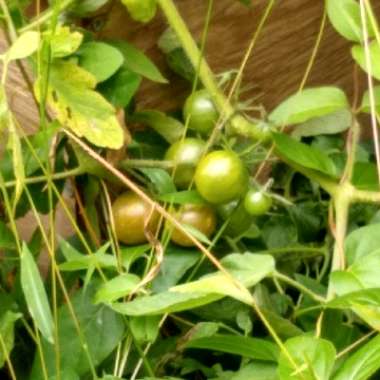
[3,0,380,133]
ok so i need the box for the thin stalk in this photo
[19,0,74,33]
[3,166,84,188]
[156,0,269,142]
[274,272,326,303]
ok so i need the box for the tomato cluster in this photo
[112,90,273,247]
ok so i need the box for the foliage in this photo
[0,0,380,379]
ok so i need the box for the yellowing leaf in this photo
[7,31,40,61]
[46,26,83,58]
[39,61,123,149]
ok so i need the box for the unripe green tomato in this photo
[194,150,248,204]
[244,190,272,216]
[164,138,206,189]
[112,192,159,245]
[170,204,217,247]
[217,200,254,237]
[183,89,218,135]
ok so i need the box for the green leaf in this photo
[77,42,124,83]
[121,0,157,23]
[139,167,176,195]
[171,253,275,305]
[230,363,278,380]
[0,311,21,369]
[20,243,54,344]
[113,254,274,316]
[131,110,184,144]
[30,284,124,379]
[111,41,167,83]
[6,31,40,60]
[333,334,380,380]
[352,42,380,81]
[345,224,380,264]
[47,26,83,58]
[152,248,200,292]
[43,60,123,149]
[112,291,221,316]
[269,87,349,126]
[0,221,16,250]
[360,86,380,114]
[69,0,109,16]
[327,288,380,330]
[277,335,336,380]
[99,67,141,108]
[326,0,373,42]
[273,133,337,177]
[130,315,161,344]
[291,109,352,138]
[352,162,379,191]
[185,335,279,362]
[95,273,140,304]
[158,190,205,205]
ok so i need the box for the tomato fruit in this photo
[183,89,218,135]
[244,189,272,215]
[112,192,159,245]
[217,200,254,237]
[194,150,248,204]
[165,138,206,189]
[170,204,217,247]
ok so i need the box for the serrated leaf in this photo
[41,60,124,149]
[352,42,380,80]
[326,0,373,42]
[269,87,349,126]
[7,31,40,60]
[20,243,54,344]
[273,133,337,177]
[158,190,205,205]
[77,42,124,83]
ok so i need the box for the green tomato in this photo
[165,138,206,189]
[183,89,218,135]
[217,200,254,237]
[112,192,159,245]
[194,150,248,204]
[170,204,217,247]
[244,190,272,216]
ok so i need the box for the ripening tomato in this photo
[165,138,206,189]
[170,204,217,247]
[112,192,159,245]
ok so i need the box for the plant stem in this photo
[119,159,174,170]
[19,0,74,33]
[156,0,266,141]
[274,272,326,303]
[3,167,84,188]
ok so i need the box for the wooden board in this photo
[3,0,380,129]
